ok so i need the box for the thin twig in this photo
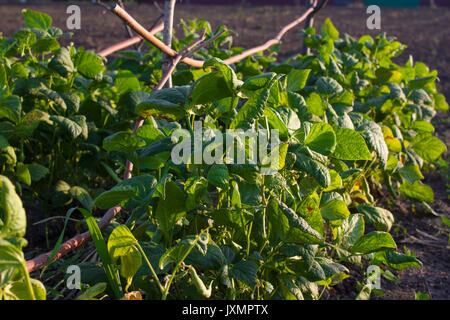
[153,1,164,14]
[93,0,110,10]
[33,216,80,226]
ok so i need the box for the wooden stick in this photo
[301,0,318,55]
[26,206,121,273]
[162,0,177,88]
[112,4,204,68]
[98,23,164,57]
[112,1,329,68]
[118,0,140,51]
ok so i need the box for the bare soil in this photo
[0,2,448,300]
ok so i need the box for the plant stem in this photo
[161,237,199,300]
[21,263,36,300]
[135,242,165,294]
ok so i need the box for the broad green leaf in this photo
[115,175,157,209]
[16,163,31,186]
[115,70,140,96]
[351,231,396,254]
[305,92,325,117]
[316,77,343,96]
[22,9,52,30]
[135,98,185,121]
[50,116,83,139]
[151,86,191,104]
[155,181,186,233]
[203,57,241,93]
[207,164,229,189]
[409,76,435,90]
[136,125,165,144]
[355,119,388,168]
[278,201,324,244]
[293,152,330,188]
[320,200,350,221]
[333,128,372,161]
[107,225,138,260]
[280,275,304,300]
[191,72,233,105]
[241,73,276,91]
[75,51,105,79]
[399,180,434,203]
[266,199,290,242]
[412,121,434,134]
[103,131,146,153]
[412,134,446,162]
[27,164,49,182]
[261,143,289,174]
[382,126,402,153]
[356,204,394,232]
[34,38,60,53]
[230,75,280,129]
[303,123,336,156]
[376,68,403,84]
[229,260,258,288]
[410,89,432,105]
[320,18,339,40]
[0,96,21,124]
[69,186,93,211]
[383,250,422,270]
[0,175,26,238]
[399,165,424,184]
[277,107,301,133]
[286,69,311,92]
[263,107,289,140]
[48,48,75,77]
[434,93,449,111]
[324,170,342,192]
[94,185,135,209]
[0,238,24,275]
[341,214,365,247]
[159,244,190,270]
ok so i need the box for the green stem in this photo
[135,242,164,294]
[161,240,198,300]
[21,263,36,300]
[246,221,253,257]
[318,285,327,300]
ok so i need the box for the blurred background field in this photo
[1,1,449,99]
